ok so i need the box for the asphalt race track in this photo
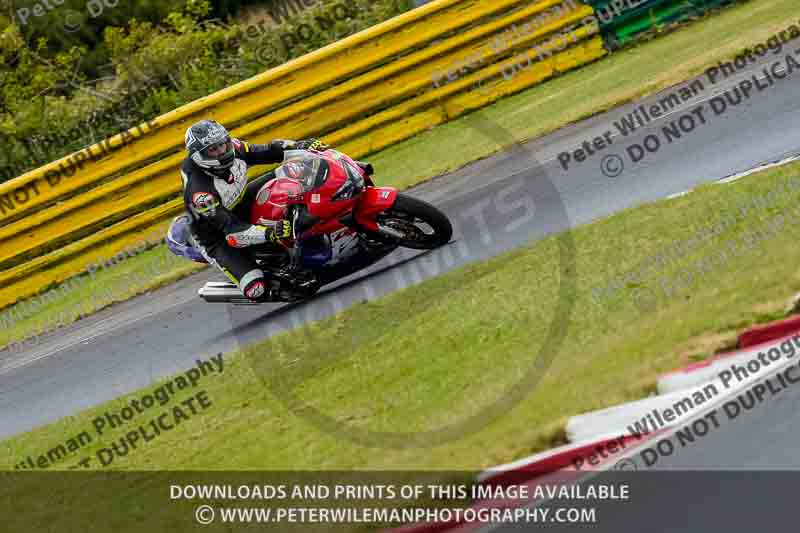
[1,53,799,454]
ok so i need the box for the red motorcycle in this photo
[186,148,452,303]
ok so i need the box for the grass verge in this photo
[0,0,789,347]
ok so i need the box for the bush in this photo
[9,0,185,78]
[0,0,413,183]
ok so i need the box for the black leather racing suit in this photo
[181,138,292,300]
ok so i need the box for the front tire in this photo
[379,193,453,250]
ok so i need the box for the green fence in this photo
[588,0,737,48]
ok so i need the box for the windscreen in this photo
[274,152,331,192]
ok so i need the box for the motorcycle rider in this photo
[179,118,327,302]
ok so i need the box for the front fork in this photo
[288,207,304,272]
[263,206,318,298]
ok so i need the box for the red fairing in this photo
[249,150,397,235]
[302,155,356,221]
[354,187,398,231]
[250,177,302,224]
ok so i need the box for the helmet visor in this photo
[202,139,233,159]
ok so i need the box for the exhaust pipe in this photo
[376,223,405,240]
[198,282,257,304]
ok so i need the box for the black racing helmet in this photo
[185,119,235,177]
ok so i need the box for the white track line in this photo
[716,153,800,184]
[666,190,692,199]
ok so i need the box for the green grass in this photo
[4,154,800,532]
[0,0,787,349]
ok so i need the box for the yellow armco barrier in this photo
[338,35,606,156]
[0,203,182,310]
[0,0,607,310]
[0,0,598,274]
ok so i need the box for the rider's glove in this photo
[295,138,329,151]
[266,220,292,243]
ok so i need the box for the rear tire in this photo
[380,193,453,250]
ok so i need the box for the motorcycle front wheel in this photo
[378,193,453,250]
